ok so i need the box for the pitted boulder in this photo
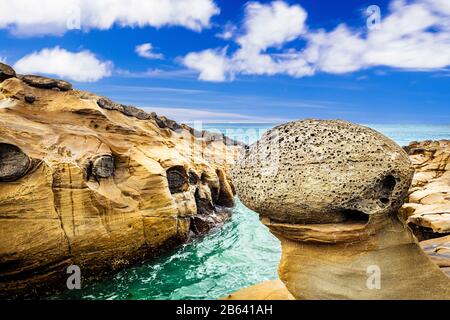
[20,75,72,91]
[0,63,16,83]
[232,119,414,226]
[0,143,31,182]
[229,120,450,300]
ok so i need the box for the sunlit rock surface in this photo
[400,140,450,238]
[0,66,242,298]
[231,120,450,300]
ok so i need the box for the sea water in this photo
[54,123,450,300]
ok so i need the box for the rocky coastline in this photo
[1,62,449,300]
[0,63,243,298]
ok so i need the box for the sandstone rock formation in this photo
[231,119,450,299]
[0,65,242,298]
[222,280,294,300]
[421,235,450,277]
[400,140,450,239]
[0,63,16,83]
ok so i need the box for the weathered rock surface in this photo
[0,63,16,83]
[421,235,450,268]
[0,64,242,298]
[222,280,294,300]
[400,140,450,239]
[232,119,414,228]
[231,119,450,300]
[18,74,72,91]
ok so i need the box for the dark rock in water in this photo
[24,95,36,104]
[0,143,31,182]
[122,105,151,120]
[167,166,188,193]
[195,198,215,215]
[20,75,72,91]
[0,63,16,83]
[91,155,115,179]
[191,215,214,234]
[190,209,232,235]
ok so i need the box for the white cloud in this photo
[237,1,307,51]
[14,47,112,82]
[183,48,231,82]
[0,0,219,36]
[135,43,164,60]
[305,0,450,73]
[216,22,237,40]
[183,1,310,80]
[183,0,450,81]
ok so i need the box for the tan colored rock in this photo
[222,280,294,300]
[231,119,450,300]
[0,66,241,298]
[400,140,450,238]
[421,235,450,268]
[0,63,16,83]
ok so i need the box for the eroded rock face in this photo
[231,119,450,299]
[400,140,450,238]
[0,64,240,298]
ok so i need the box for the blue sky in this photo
[1,0,449,124]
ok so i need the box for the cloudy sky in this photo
[1,0,449,123]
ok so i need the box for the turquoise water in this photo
[54,123,450,300]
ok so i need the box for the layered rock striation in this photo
[400,140,450,239]
[0,63,242,298]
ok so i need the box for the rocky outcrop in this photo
[0,63,16,83]
[231,120,450,300]
[0,64,242,298]
[222,280,294,300]
[18,74,73,91]
[421,235,450,275]
[400,140,450,239]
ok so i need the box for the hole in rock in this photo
[167,166,188,194]
[340,209,370,223]
[188,170,199,184]
[194,188,215,215]
[381,175,396,191]
[92,155,115,179]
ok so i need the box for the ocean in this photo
[53,123,450,300]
